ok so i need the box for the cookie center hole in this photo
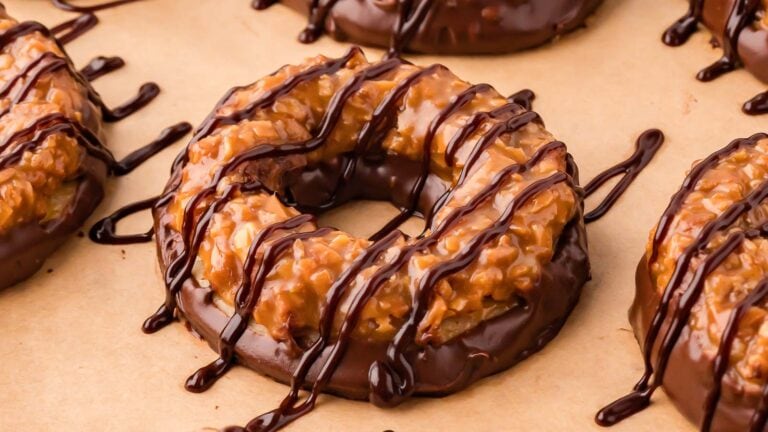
[317,200,425,239]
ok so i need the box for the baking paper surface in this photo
[1,0,766,430]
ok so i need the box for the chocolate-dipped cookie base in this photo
[255,0,603,56]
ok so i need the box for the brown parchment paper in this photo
[1,0,767,430]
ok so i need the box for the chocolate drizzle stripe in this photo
[597,135,768,428]
[387,0,435,58]
[79,55,125,82]
[455,111,540,189]
[50,0,143,13]
[187,225,332,396]
[297,0,341,44]
[50,13,98,45]
[508,89,535,111]
[366,70,476,238]
[662,0,704,46]
[110,121,193,175]
[317,58,416,204]
[88,195,158,245]
[189,47,361,147]
[424,107,541,224]
[443,103,522,167]
[744,91,768,116]
[583,129,664,223]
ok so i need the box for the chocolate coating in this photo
[262,0,604,55]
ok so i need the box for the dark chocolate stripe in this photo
[456,110,540,189]
[89,195,159,245]
[79,55,125,82]
[662,0,704,46]
[508,89,535,111]
[443,102,522,167]
[189,47,361,146]
[387,0,435,58]
[50,0,143,13]
[50,13,98,45]
[583,129,664,223]
[332,63,440,205]
[297,0,341,44]
[744,91,768,116]
[110,122,192,175]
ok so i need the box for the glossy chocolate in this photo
[583,129,664,223]
[254,0,603,55]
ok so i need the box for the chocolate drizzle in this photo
[50,13,97,45]
[386,0,434,58]
[744,91,768,116]
[50,0,143,13]
[508,89,535,111]
[582,129,664,223]
[596,133,768,430]
[662,0,767,115]
[79,55,125,82]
